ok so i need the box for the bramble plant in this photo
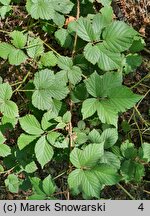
[0,0,149,200]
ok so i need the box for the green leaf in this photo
[0,43,13,59]
[8,48,27,65]
[0,164,4,172]
[92,7,113,38]
[0,144,11,157]
[124,54,142,74]
[0,83,12,102]
[81,170,101,198]
[5,174,19,193]
[50,99,62,115]
[102,21,137,52]
[19,114,44,135]
[26,0,55,20]
[120,140,137,159]
[67,66,82,85]
[30,177,45,195]
[100,72,122,97]
[96,101,118,127]
[55,29,72,48]
[53,12,65,27]
[68,169,83,195]
[57,56,73,70]
[32,90,53,111]
[57,56,82,85]
[0,5,11,19]
[0,0,11,4]
[70,143,104,168]
[99,151,120,170]
[84,43,100,64]
[129,36,145,52]
[68,169,101,198]
[142,142,150,162]
[10,31,27,49]
[28,194,46,200]
[70,148,84,168]
[2,116,18,128]
[32,69,69,110]
[82,98,98,119]
[27,37,44,58]
[0,83,19,118]
[72,83,88,101]
[26,0,74,20]
[0,42,27,65]
[41,110,57,130]
[134,163,145,182]
[0,131,6,143]
[97,0,112,6]
[40,51,57,67]
[47,132,69,148]
[63,111,71,123]
[77,17,95,42]
[88,129,101,143]
[24,161,37,173]
[42,175,56,195]
[120,160,134,182]
[17,133,38,150]
[108,86,142,112]
[35,135,54,168]
[85,71,122,98]
[99,128,118,149]
[75,132,88,145]
[53,0,74,14]
[93,164,120,185]
[0,100,19,118]
[97,44,122,71]
[85,72,102,97]
[77,120,86,130]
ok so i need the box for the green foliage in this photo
[5,174,19,193]
[82,72,141,126]
[0,0,12,19]
[0,1,148,200]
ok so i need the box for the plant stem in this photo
[72,0,80,58]
[53,171,66,180]
[42,40,60,56]
[133,111,143,144]
[117,183,135,200]
[134,106,150,126]
[130,73,150,89]
[13,71,31,93]
[66,0,81,200]
[143,189,150,195]
[0,30,10,34]
[144,48,150,55]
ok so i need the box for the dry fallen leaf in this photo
[65,16,76,27]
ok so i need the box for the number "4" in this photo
[138,203,144,211]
